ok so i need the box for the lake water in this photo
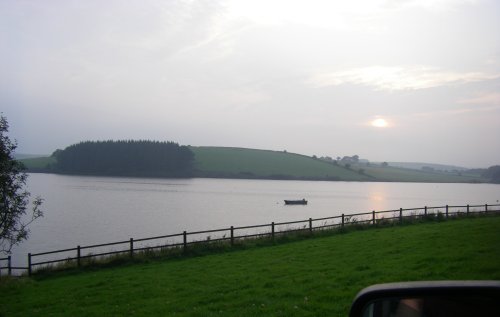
[5,173,500,271]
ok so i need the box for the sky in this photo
[1,0,499,168]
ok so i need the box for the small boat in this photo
[284,199,308,205]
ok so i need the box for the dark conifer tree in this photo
[52,140,194,177]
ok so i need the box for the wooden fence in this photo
[1,203,499,277]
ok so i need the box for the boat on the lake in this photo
[284,199,307,205]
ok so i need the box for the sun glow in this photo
[371,118,388,128]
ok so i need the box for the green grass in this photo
[191,146,486,182]
[18,156,55,170]
[2,216,499,316]
[191,146,370,181]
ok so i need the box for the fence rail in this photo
[1,203,499,277]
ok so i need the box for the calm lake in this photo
[6,173,500,270]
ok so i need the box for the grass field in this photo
[18,156,56,170]
[1,216,499,316]
[190,146,370,181]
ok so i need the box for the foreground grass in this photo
[1,216,500,316]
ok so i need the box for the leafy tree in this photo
[1,115,43,254]
[340,155,360,164]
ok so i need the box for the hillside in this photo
[18,146,487,183]
[358,164,483,183]
[189,147,484,182]
[18,156,56,172]
[384,161,469,172]
[13,153,50,160]
[190,146,370,181]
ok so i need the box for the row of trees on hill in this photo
[482,165,500,184]
[52,140,194,177]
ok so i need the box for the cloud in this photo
[459,92,500,105]
[309,66,500,91]
[411,105,500,118]
[384,0,478,12]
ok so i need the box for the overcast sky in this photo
[1,0,499,167]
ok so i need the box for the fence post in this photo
[485,204,488,213]
[3,256,9,276]
[8,255,12,276]
[130,238,134,259]
[424,206,427,217]
[446,205,449,219]
[77,245,81,267]
[271,222,275,240]
[230,226,234,246]
[467,204,469,215]
[309,218,313,234]
[372,210,375,225]
[342,214,345,228]
[28,253,32,276]
[183,231,187,253]
[399,208,403,224]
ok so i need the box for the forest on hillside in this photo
[51,140,194,177]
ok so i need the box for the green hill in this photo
[189,147,485,182]
[190,146,369,181]
[18,146,487,183]
[359,164,483,183]
[18,156,56,171]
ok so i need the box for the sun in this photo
[371,118,388,128]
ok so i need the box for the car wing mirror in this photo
[349,281,500,317]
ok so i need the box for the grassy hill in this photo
[190,146,484,182]
[358,164,483,183]
[18,146,487,183]
[18,156,56,170]
[1,216,499,316]
[190,146,370,181]
[384,162,469,172]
